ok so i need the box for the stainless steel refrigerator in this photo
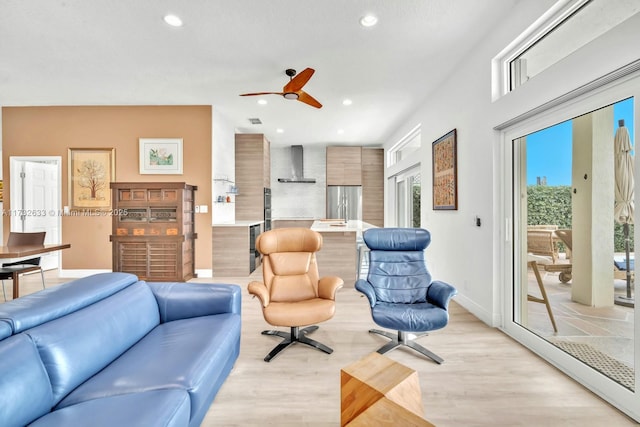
[326,186,362,221]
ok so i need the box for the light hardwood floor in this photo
[5,272,639,426]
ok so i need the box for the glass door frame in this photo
[497,71,639,421]
[391,165,421,228]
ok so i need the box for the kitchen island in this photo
[310,220,377,286]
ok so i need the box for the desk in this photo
[0,243,71,298]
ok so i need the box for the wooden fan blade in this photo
[297,90,322,108]
[283,68,315,93]
[239,92,284,96]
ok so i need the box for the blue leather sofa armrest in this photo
[355,279,377,307]
[146,282,242,323]
[427,280,457,310]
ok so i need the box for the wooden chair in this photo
[0,231,46,301]
[554,229,633,284]
[526,229,567,332]
[527,258,558,333]
[527,229,559,264]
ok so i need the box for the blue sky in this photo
[526,97,635,185]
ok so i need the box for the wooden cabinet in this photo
[362,148,384,227]
[110,182,197,281]
[235,134,270,220]
[212,222,262,276]
[327,146,362,185]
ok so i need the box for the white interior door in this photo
[9,157,62,270]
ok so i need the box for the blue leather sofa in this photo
[0,272,241,427]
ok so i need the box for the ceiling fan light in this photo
[163,14,183,27]
[283,93,299,100]
[257,99,267,105]
[359,14,378,27]
[342,98,353,106]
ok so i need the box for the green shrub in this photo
[527,185,633,252]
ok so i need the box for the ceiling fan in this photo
[240,68,322,109]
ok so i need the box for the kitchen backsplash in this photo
[270,145,326,219]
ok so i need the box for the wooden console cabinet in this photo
[110,182,197,281]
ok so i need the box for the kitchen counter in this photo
[310,219,376,234]
[311,220,377,285]
[212,220,264,227]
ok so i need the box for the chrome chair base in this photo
[262,325,333,362]
[369,329,444,364]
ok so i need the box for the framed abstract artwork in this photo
[139,138,183,175]
[432,129,457,210]
[68,148,115,209]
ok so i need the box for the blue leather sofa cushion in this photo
[26,281,160,404]
[0,272,137,334]
[0,334,54,427]
[148,282,242,322]
[29,389,191,427]
[0,320,11,340]
[58,313,241,426]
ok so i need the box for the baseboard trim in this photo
[453,293,500,327]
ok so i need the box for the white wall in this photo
[212,110,236,224]
[270,145,326,219]
[382,1,640,325]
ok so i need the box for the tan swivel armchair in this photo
[248,228,343,362]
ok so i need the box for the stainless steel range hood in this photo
[277,145,316,183]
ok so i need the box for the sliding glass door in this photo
[501,75,639,421]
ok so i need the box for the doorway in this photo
[500,76,639,421]
[393,166,421,228]
[9,156,62,271]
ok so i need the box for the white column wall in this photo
[571,107,615,306]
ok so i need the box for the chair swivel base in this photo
[369,329,444,364]
[261,325,333,362]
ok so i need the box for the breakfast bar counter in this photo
[310,220,376,285]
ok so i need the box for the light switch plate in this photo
[199,205,208,213]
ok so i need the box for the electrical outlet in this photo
[199,205,208,213]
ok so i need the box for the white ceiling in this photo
[0,0,520,147]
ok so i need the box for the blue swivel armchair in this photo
[355,228,457,364]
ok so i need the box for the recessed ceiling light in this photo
[337,129,345,135]
[163,14,183,27]
[257,99,268,105]
[359,14,378,27]
[276,128,284,133]
[342,99,353,106]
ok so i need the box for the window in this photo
[394,167,421,228]
[388,124,421,166]
[493,0,640,97]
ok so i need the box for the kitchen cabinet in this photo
[110,182,197,281]
[326,146,362,186]
[212,221,263,276]
[362,148,384,227]
[235,134,270,220]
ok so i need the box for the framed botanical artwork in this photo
[432,129,458,210]
[139,138,183,175]
[68,148,115,210]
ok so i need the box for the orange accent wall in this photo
[2,105,212,272]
